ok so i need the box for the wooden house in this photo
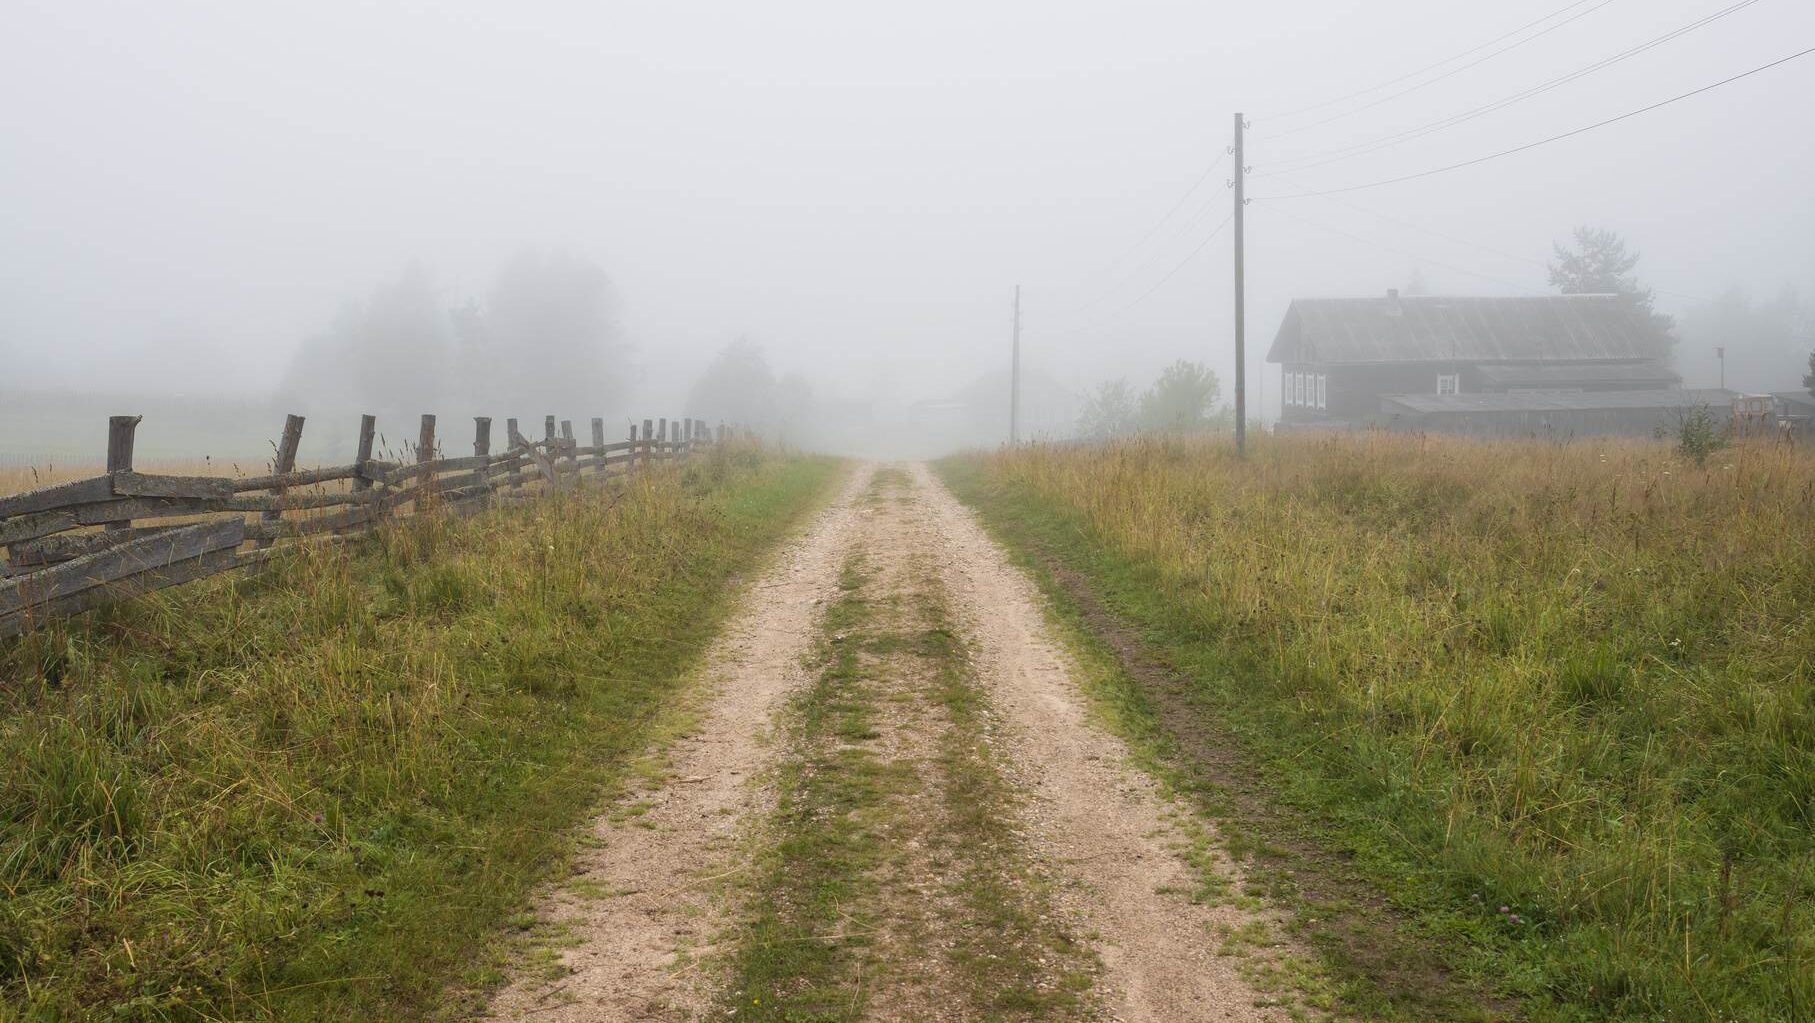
[1268,291,1681,431]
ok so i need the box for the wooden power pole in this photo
[1232,112,1247,458]
[1011,283,1022,444]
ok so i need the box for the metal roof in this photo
[1474,361,1680,388]
[1380,388,1735,415]
[1267,294,1661,365]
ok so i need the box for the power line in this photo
[1259,0,1766,177]
[1046,212,1236,338]
[1253,44,1815,199]
[1258,0,1622,139]
[1262,0,1609,121]
[1301,188,1718,304]
[1255,200,1547,293]
[1107,213,1236,319]
[1260,167,1719,305]
[1053,151,1230,315]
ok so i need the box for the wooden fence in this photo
[0,411,723,640]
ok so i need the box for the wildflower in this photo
[1499,906,1510,914]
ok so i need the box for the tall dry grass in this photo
[956,432,1813,1021]
[0,444,838,1020]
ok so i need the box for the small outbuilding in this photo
[1377,388,1736,439]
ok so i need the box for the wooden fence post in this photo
[506,418,524,491]
[353,414,377,493]
[642,419,654,470]
[473,417,492,495]
[560,420,575,480]
[417,414,437,511]
[257,413,305,549]
[590,418,605,478]
[658,418,668,461]
[103,415,142,532]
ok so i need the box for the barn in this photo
[1266,291,1711,436]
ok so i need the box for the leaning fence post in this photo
[102,415,142,533]
[472,416,492,496]
[560,420,575,482]
[257,413,305,549]
[417,414,437,512]
[353,414,377,493]
[506,418,524,491]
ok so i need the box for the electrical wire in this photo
[1258,0,1765,177]
[1053,151,1229,316]
[1258,0,1622,139]
[1046,212,1236,338]
[1252,44,1815,199]
[1286,186,1719,304]
[1261,0,1609,120]
[1255,200,1547,293]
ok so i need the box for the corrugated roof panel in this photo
[1380,388,1734,415]
[1267,295,1659,364]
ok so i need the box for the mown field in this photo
[0,446,838,1021]
[942,434,1813,1023]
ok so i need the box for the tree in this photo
[458,249,624,414]
[1679,285,1810,392]
[1404,264,1431,297]
[1138,360,1224,432]
[1077,379,1137,439]
[1547,226,1674,355]
[687,339,779,435]
[282,264,451,415]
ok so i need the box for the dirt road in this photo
[484,464,1293,1022]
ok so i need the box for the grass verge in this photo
[0,445,840,1021]
[938,433,1814,1023]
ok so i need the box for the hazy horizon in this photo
[5,0,1812,454]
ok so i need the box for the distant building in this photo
[1266,291,1726,438]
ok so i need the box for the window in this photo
[1317,374,1327,409]
[1437,373,1460,396]
[1293,373,1304,406]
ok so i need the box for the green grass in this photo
[939,433,1815,1023]
[724,468,1093,1021]
[723,556,893,1022]
[0,445,839,1021]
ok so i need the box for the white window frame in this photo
[1317,374,1327,409]
[1293,372,1304,406]
[1437,373,1460,396]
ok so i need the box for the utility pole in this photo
[1010,283,1022,444]
[1232,112,1247,458]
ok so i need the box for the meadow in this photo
[0,445,837,1021]
[942,433,1813,1022]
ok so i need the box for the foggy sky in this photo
[4,0,1813,431]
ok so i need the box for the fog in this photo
[3,0,1812,460]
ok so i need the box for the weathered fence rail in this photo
[0,411,726,639]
